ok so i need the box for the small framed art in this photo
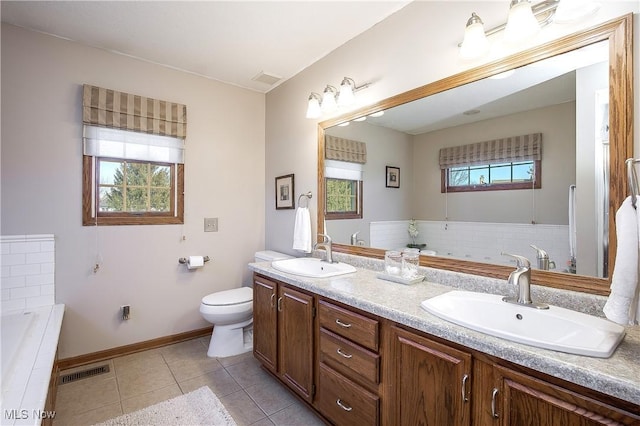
[386,166,400,188]
[275,174,295,209]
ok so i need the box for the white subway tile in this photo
[40,263,54,274]
[11,286,40,299]
[2,298,26,312]
[10,241,41,254]
[2,253,26,266]
[26,252,54,264]
[2,288,11,301]
[39,285,54,296]
[1,265,11,278]
[2,276,26,289]
[26,295,54,308]
[26,274,54,287]
[10,264,41,277]
[1,242,11,255]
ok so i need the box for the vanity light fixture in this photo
[306,92,322,119]
[306,77,372,119]
[321,85,338,113]
[459,0,591,59]
[369,111,385,118]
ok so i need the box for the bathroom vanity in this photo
[250,256,640,425]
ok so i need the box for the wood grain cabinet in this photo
[479,363,640,426]
[253,274,314,402]
[316,299,381,425]
[389,326,472,426]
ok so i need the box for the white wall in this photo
[1,24,266,358]
[265,1,639,257]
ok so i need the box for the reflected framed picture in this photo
[386,166,400,188]
[275,174,295,209]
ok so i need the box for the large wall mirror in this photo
[317,15,633,295]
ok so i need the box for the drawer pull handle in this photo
[336,348,353,359]
[491,388,499,419]
[335,319,352,328]
[270,294,276,308]
[277,297,283,312]
[461,374,470,402]
[336,399,353,412]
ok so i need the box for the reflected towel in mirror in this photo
[293,206,312,253]
[603,196,640,325]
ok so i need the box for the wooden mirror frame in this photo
[317,15,633,296]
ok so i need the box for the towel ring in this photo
[298,192,312,207]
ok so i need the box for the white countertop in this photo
[249,257,640,406]
[1,304,65,426]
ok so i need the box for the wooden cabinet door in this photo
[390,326,472,426]
[494,366,640,426]
[278,285,315,402]
[253,275,278,373]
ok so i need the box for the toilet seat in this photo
[202,287,252,306]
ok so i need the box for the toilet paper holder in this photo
[178,256,211,265]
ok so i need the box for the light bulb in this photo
[504,0,540,44]
[338,78,355,106]
[460,13,490,59]
[305,94,321,119]
[321,86,337,113]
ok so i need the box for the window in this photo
[325,177,363,219]
[439,133,542,194]
[443,160,541,193]
[82,85,186,225]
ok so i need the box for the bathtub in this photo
[1,304,64,426]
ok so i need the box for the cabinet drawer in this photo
[320,328,380,386]
[316,363,379,426]
[319,300,379,351]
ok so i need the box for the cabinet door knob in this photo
[491,388,499,418]
[336,348,353,359]
[336,399,353,412]
[277,297,283,312]
[335,318,352,328]
[461,374,470,402]
[270,293,276,308]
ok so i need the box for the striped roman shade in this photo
[82,85,187,138]
[439,133,542,169]
[325,135,367,164]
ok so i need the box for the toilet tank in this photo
[254,250,293,262]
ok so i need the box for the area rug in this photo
[93,386,237,426]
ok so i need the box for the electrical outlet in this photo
[122,305,130,320]
[204,217,218,232]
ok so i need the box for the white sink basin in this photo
[421,290,626,358]
[271,257,357,278]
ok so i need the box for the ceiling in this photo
[1,1,411,93]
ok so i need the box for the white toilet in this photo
[199,250,291,358]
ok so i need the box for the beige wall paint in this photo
[413,102,576,224]
[265,2,638,257]
[1,24,266,358]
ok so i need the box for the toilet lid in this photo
[202,287,252,306]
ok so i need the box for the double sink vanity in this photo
[249,253,639,425]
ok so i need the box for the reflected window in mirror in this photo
[325,177,363,220]
[443,160,541,193]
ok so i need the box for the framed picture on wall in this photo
[275,174,295,209]
[386,166,400,188]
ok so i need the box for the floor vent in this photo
[58,364,110,385]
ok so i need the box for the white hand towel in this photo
[603,196,640,325]
[292,207,312,253]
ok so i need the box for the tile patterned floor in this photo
[53,337,325,426]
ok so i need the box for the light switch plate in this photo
[204,217,218,232]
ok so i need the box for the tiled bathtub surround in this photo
[370,220,570,270]
[1,234,55,312]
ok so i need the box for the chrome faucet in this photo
[502,252,549,309]
[350,231,364,246]
[530,245,556,270]
[314,233,335,263]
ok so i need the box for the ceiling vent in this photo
[252,71,282,86]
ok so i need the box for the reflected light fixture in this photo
[460,13,490,60]
[305,92,322,119]
[321,85,338,113]
[504,0,540,44]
